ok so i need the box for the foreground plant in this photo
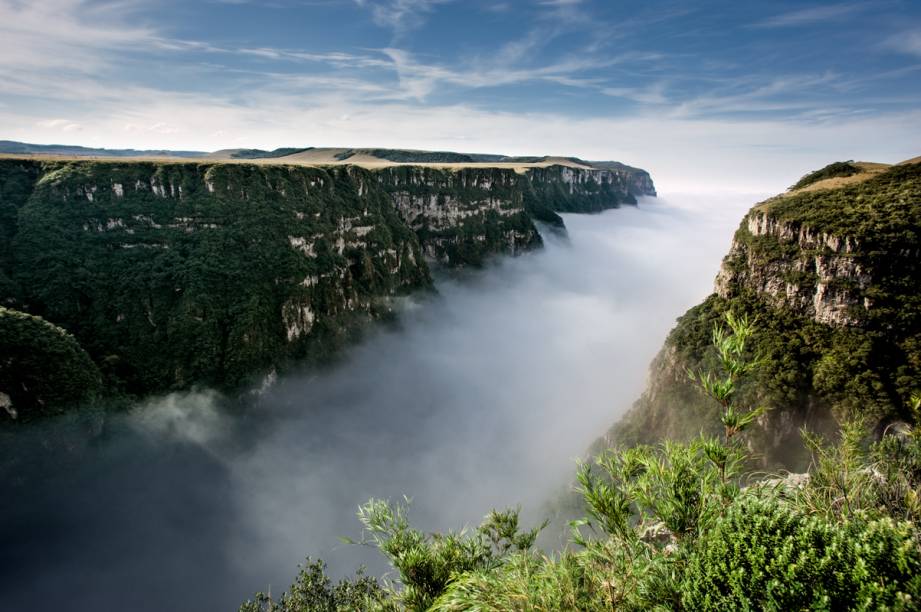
[241,314,921,611]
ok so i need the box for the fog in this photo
[0,193,759,611]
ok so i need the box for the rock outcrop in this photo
[715,210,871,327]
[0,155,654,406]
[601,159,921,469]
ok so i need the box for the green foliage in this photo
[238,558,391,612]
[228,148,311,159]
[348,498,544,611]
[682,494,921,611]
[688,311,767,440]
[377,165,546,266]
[524,165,632,213]
[0,160,40,307]
[0,307,102,419]
[367,150,477,163]
[249,314,921,612]
[430,551,604,611]
[790,160,862,190]
[607,161,921,467]
[7,160,431,396]
[3,157,646,403]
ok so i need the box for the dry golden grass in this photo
[0,150,596,172]
[780,161,891,197]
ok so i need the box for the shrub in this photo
[789,161,861,190]
[350,499,544,611]
[238,558,390,612]
[682,494,921,610]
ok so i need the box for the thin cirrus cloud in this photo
[1,0,920,193]
[883,29,921,57]
[753,2,871,28]
[353,0,454,34]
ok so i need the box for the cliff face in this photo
[0,156,654,405]
[524,165,647,212]
[2,160,432,394]
[583,161,657,199]
[603,160,921,468]
[377,166,542,265]
[715,211,870,327]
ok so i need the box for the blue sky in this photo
[1,0,920,191]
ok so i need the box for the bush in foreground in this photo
[241,313,921,611]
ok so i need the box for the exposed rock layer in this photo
[601,160,921,469]
[0,157,654,403]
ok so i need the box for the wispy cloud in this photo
[755,2,869,28]
[883,29,921,58]
[36,118,83,132]
[0,0,154,73]
[602,83,669,105]
[1,0,918,193]
[670,72,845,119]
[353,0,453,35]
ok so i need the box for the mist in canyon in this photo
[0,193,760,611]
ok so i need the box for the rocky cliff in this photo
[602,159,921,468]
[0,156,654,414]
[377,166,542,265]
[1,160,432,399]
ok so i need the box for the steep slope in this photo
[1,141,658,200]
[602,159,921,468]
[2,160,431,396]
[0,156,655,411]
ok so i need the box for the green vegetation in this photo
[243,314,921,611]
[609,161,921,468]
[367,149,478,164]
[772,161,920,244]
[239,559,390,612]
[1,156,645,414]
[377,165,546,266]
[0,307,102,419]
[3,159,431,400]
[683,495,921,610]
[790,161,862,190]
[0,160,40,305]
[229,148,312,159]
[525,166,637,213]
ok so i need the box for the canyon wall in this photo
[0,157,653,410]
[601,160,921,468]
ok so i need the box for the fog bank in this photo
[0,192,759,611]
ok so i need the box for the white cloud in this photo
[602,83,668,105]
[36,118,83,132]
[0,0,154,72]
[755,2,869,28]
[353,0,453,34]
[5,82,920,194]
[0,0,917,198]
[884,30,921,58]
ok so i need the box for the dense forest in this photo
[0,158,649,416]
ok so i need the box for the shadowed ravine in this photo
[0,194,757,611]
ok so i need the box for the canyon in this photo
[0,153,654,413]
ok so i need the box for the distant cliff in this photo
[0,156,654,414]
[601,160,921,468]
